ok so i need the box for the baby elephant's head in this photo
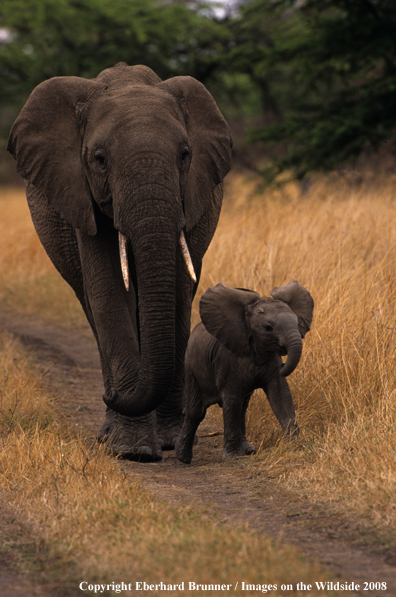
[199,281,314,376]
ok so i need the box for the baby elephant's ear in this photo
[270,281,314,338]
[199,283,259,355]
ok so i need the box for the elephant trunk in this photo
[104,196,179,417]
[279,328,303,377]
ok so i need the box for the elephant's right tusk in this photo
[179,231,197,283]
[119,232,130,291]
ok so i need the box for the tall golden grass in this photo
[0,187,85,325]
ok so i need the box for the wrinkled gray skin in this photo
[176,281,314,463]
[7,63,232,462]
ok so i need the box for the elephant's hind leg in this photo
[240,393,256,455]
[222,393,253,460]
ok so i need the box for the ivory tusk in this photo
[179,231,197,283]
[119,232,130,291]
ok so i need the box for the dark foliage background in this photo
[1,0,395,182]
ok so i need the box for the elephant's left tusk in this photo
[119,232,130,291]
[179,231,197,283]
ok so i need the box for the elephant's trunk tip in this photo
[279,335,303,377]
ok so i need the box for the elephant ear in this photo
[270,281,314,338]
[199,283,259,355]
[159,76,233,231]
[7,76,107,235]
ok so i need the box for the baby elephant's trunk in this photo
[279,328,303,377]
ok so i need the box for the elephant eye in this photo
[180,147,190,169]
[264,324,273,332]
[94,150,107,168]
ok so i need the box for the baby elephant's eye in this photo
[264,324,273,332]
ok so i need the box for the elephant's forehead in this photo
[90,85,183,124]
[253,298,293,315]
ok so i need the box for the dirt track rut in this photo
[1,312,396,596]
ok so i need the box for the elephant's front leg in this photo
[155,252,197,449]
[98,409,162,461]
[263,376,299,439]
[77,228,163,461]
[158,191,221,449]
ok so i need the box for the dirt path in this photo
[1,312,396,596]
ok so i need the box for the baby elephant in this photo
[176,281,314,463]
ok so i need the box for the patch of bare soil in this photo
[0,500,49,597]
[1,312,396,595]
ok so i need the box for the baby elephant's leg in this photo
[264,376,299,439]
[222,394,248,459]
[176,373,206,464]
[240,393,256,455]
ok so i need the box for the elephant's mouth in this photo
[118,230,196,291]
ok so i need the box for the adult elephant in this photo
[7,62,232,461]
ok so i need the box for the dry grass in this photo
[1,174,396,582]
[198,172,396,529]
[0,332,329,594]
[0,187,85,325]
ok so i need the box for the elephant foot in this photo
[175,448,193,465]
[175,434,194,464]
[223,441,255,460]
[222,448,245,460]
[283,420,299,441]
[98,408,163,462]
[241,437,256,455]
[156,409,184,451]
